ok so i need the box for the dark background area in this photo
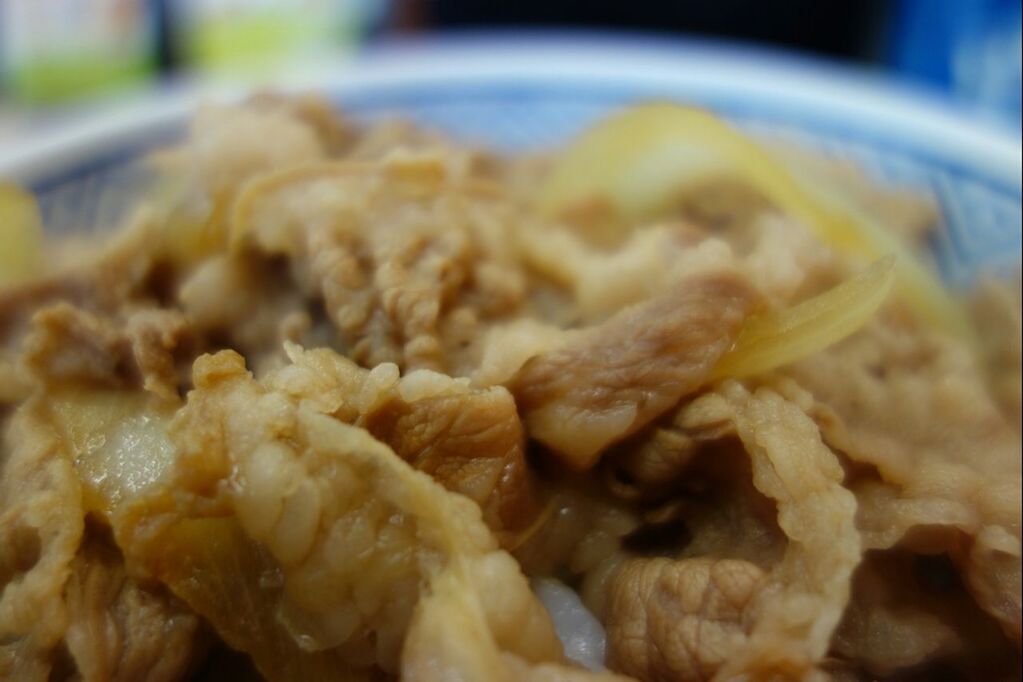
[393,0,889,63]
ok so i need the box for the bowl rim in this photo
[1,32,1020,192]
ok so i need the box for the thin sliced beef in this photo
[509,270,758,469]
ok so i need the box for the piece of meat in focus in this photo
[509,270,758,470]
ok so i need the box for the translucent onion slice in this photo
[711,255,896,380]
[45,388,177,519]
[539,103,973,341]
[0,183,43,286]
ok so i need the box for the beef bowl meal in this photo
[0,94,1019,681]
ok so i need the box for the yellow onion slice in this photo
[0,183,43,286]
[540,103,973,341]
[711,255,896,380]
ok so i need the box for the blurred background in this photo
[1,0,1020,141]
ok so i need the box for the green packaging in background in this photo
[0,0,157,104]
[0,0,382,105]
[176,0,375,77]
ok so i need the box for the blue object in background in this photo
[889,0,1022,125]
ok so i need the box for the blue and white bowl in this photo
[2,34,1020,287]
